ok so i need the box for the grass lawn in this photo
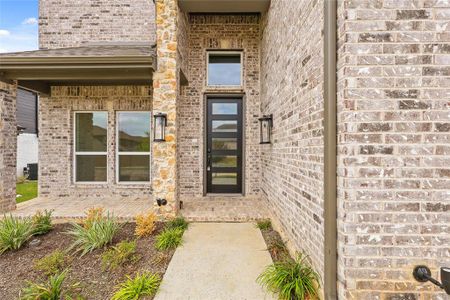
[16,181,38,203]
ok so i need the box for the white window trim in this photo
[115,111,152,185]
[73,111,108,184]
[206,51,243,87]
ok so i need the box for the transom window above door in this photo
[207,52,242,86]
[116,112,151,183]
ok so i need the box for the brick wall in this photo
[0,81,17,212]
[39,0,156,49]
[260,0,325,282]
[178,14,261,200]
[38,86,153,199]
[337,0,450,298]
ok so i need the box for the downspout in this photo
[323,0,337,299]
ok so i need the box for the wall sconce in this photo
[258,114,273,144]
[153,113,167,142]
[413,265,450,295]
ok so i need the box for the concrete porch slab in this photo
[155,223,275,300]
[8,196,153,222]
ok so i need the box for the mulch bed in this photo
[260,224,291,262]
[0,222,174,300]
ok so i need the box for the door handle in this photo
[207,149,211,171]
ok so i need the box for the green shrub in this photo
[32,210,53,235]
[166,216,189,231]
[66,212,121,256]
[155,227,184,251]
[20,269,67,300]
[102,240,140,270]
[34,250,67,276]
[112,272,161,300]
[256,219,272,231]
[0,215,34,254]
[257,254,320,300]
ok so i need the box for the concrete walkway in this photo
[155,223,276,300]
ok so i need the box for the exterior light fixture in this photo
[153,113,167,142]
[413,265,450,295]
[258,114,273,144]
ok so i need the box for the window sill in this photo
[204,86,245,94]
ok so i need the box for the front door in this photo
[206,97,243,194]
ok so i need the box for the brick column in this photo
[152,0,179,216]
[0,81,17,212]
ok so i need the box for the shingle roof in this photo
[0,43,156,58]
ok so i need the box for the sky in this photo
[0,0,39,53]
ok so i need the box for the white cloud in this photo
[0,48,7,53]
[22,18,38,25]
[0,29,10,37]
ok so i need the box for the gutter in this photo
[323,0,338,299]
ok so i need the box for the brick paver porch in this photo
[9,196,153,222]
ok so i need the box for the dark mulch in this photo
[259,224,291,262]
[0,222,174,300]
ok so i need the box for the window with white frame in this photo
[116,112,151,183]
[74,112,108,183]
[207,52,242,86]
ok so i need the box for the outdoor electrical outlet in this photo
[156,198,167,206]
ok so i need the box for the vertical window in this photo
[74,112,108,183]
[117,112,151,183]
[207,52,242,86]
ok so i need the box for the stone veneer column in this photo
[152,0,179,216]
[0,81,17,212]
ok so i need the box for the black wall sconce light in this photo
[153,113,167,142]
[258,114,273,144]
[413,265,450,295]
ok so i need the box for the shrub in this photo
[256,219,272,231]
[0,215,34,254]
[20,269,67,300]
[32,210,53,235]
[112,272,161,300]
[102,240,140,270]
[166,216,189,231]
[155,227,183,251]
[135,212,156,238]
[83,207,104,229]
[34,249,67,276]
[257,254,320,300]
[67,212,121,256]
[17,176,27,184]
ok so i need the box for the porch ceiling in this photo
[0,43,156,95]
[178,0,270,13]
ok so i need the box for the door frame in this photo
[203,93,245,196]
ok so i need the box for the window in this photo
[207,52,242,86]
[74,112,108,183]
[116,112,151,183]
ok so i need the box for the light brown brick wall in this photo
[0,81,17,212]
[260,0,325,282]
[38,86,153,199]
[337,0,450,298]
[178,14,261,200]
[38,0,156,49]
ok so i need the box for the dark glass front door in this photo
[206,98,243,193]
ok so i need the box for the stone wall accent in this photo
[337,0,450,298]
[152,0,180,216]
[38,0,156,49]
[178,13,261,200]
[0,81,17,212]
[260,0,325,284]
[39,86,153,199]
